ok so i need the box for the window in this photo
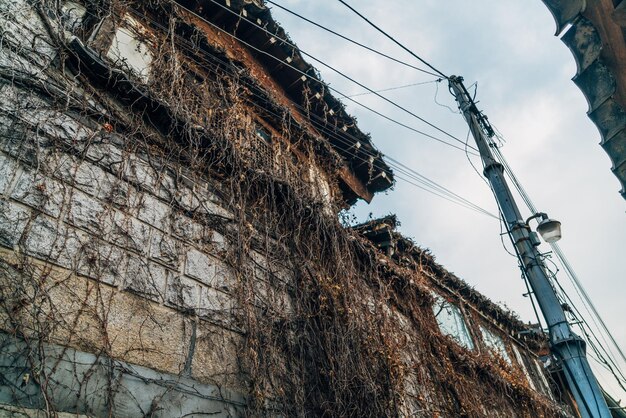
[255,126,271,143]
[106,17,153,81]
[479,325,511,364]
[511,344,537,390]
[432,293,474,350]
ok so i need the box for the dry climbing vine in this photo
[0,0,571,417]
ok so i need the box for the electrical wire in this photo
[543,258,626,391]
[543,257,624,380]
[335,0,448,79]
[383,155,497,218]
[491,136,626,379]
[265,0,442,78]
[434,80,459,114]
[453,80,626,393]
[487,131,626,393]
[62,6,499,219]
[492,145,536,213]
[496,149,626,392]
[550,243,626,366]
[202,0,478,154]
[340,79,441,98]
[463,87,623,372]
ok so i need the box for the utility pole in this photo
[449,76,610,418]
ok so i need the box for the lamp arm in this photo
[525,212,547,226]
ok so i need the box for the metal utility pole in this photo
[448,76,610,418]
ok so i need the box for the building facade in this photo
[1,0,573,416]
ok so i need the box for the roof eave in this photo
[180,0,395,199]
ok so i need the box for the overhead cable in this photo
[544,258,626,390]
[486,127,626,390]
[265,0,442,78]
[492,141,625,371]
[336,0,448,79]
[168,6,492,214]
[103,7,499,219]
[454,82,626,389]
[202,0,477,153]
[341,79,441,98]
[550,242,626,366]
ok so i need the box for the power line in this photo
[265,0,442,78]
[336,0,447,79]
[544,258,626,391]
[279,0,625,396]
[60,7,498,219]
[202,0,478,154]
[384,155,496,217]
[493,140,626,372]
[340,79,441,98]
[164,27,490,215]
[550,243,626,366]
[434,80,459,114]
[452,81,626,392]
[174,6,488,219]
[485,131,626,392]
[496,147,626,390]
[164,6,492,214]
[36,1,493,217]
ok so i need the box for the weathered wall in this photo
[0,0,572,416]
[0,331,245,417]
[0,83,249,412]
[0,88,566,416]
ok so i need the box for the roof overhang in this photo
[542,0,626,200]
[176,0,394,201]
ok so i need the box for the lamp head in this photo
[536,217,562,243]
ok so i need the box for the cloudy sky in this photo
[269,0,626,399]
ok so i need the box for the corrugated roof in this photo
[542,0,626,200]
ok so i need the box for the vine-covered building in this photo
[0,0,575,416]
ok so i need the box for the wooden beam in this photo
[338,166,373,203]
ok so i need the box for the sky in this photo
[269,0,626,400]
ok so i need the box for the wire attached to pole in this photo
[336,0,448,79]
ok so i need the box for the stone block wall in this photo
[0,1,571,416]
[0,77,302,414]
[0,96,237,313]
[0,76,256,377]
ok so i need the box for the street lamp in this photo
[526,212,562,243]
[449,75,610,417]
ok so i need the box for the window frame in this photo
[431,292,475,350]
[479,324,512,365]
